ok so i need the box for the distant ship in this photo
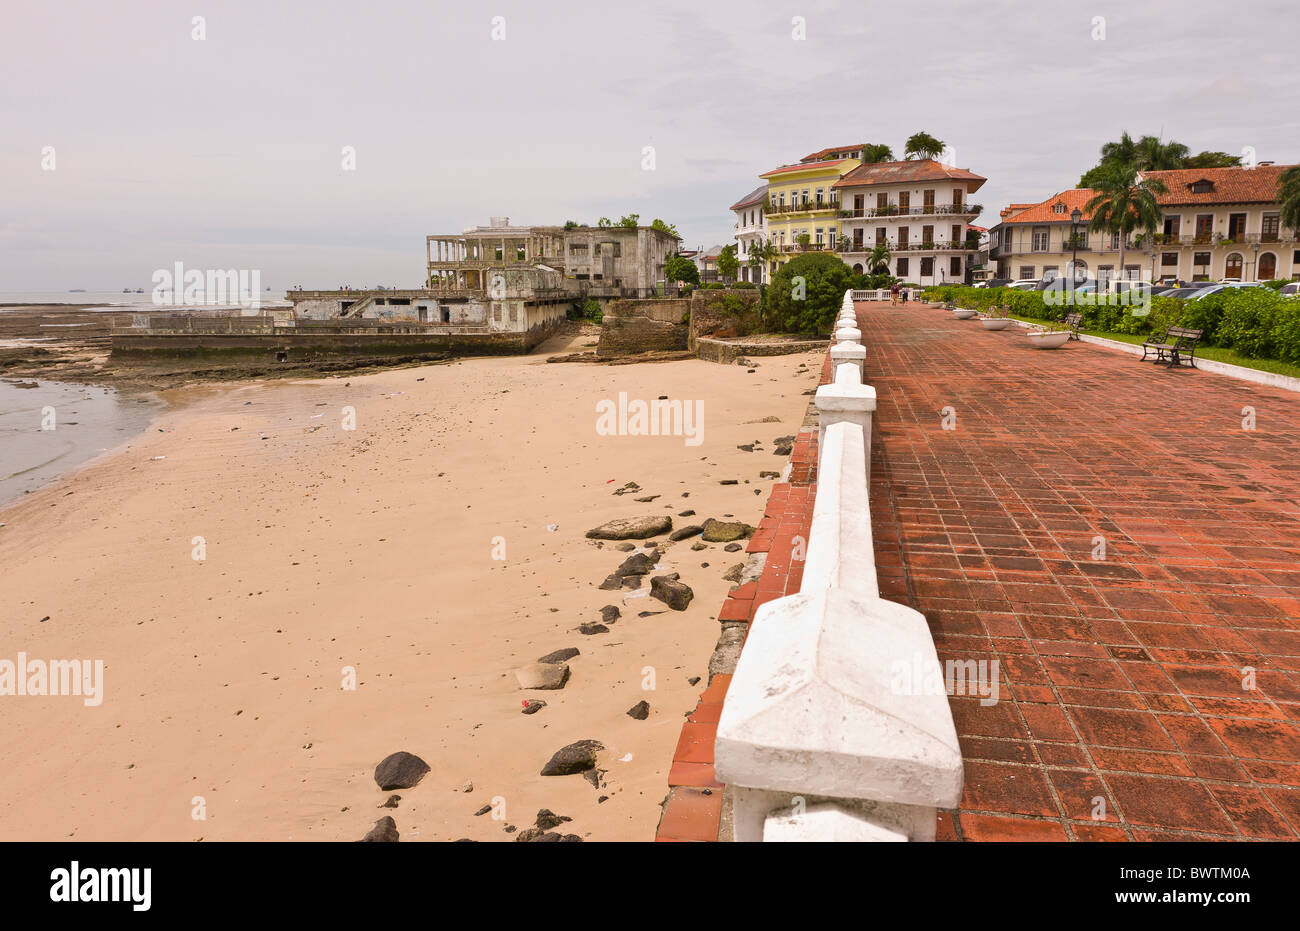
[69,289,86,293]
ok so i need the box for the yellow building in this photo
[758,144,864,276]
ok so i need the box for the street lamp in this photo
[1070,207,1083,285]
[1252,241,1260,282]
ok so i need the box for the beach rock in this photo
[774,441,794,456]
[373,752,430,791]
[701,518,754,543]
[474,804,492,816]
[359,816,399,842]
[583,768,606,789]
[586,516,672,540]
[759,471,780,479]
[540,740,604,776]
[612,482,641,496]
[627,700,650,720]
[537,647,579,664]
[722,563,746,583]
[669,525,703,542]
[724,542,743,553]
[678,509,696,517]
[578,623,609,635]
[688,676,701,686]
[691,542,708,551]
[737,444,755,452]
[380,795,401,809]
[773,435,795,447]
[720,479,739,485]
[535,809,572,831]
[614,542,636,552]
[515,663,570,690]
[650,574,694,611]
[522,700,547,715]
[600,605,621,623]
[633,495,660,503]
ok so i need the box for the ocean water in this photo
[0,291,288,311]
[0,379,163,509]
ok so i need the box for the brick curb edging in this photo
[653,354,831,842]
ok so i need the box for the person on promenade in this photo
[890,282,899,305]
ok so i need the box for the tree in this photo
[1084,162,1168,285]
[904,131,945,161]
[597,217,612,228]
[717,245,739,283]
[650,218,680,239]
[618,214,639,228]
[665,253,700,286]
[1079,133,1234,186]
[795,232,811,250]
[563,220,580,229]
[861,143,894,163]
[765,252,853,335]
[1280,165,1300,232]
[1181,151,1243,169]
[867,242,891,275]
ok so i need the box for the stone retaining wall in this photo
[596,299,689,357]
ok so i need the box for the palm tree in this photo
[1135,135,1190,171]
[861,143,894,164]
[867,243,891,275]
[1099,132,1139,167]
[904,132,945,161]
[1084,162,1168,285]
[1278,165,1300,233]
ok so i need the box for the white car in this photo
[1008,279,1039,291]
[1282,282,1299,296]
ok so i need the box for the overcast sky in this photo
[2,0,1296,290]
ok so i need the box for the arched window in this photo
[1225,253,1243,279]
[1258,252,1277,280]
[852,263,864,274]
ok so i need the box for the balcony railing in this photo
[766,200,840,216]
[840,203,982,219]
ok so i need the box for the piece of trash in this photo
[311,413,324,418]
[606,478,615,483]
[545,524,558,532]
[149,456,166,461]
[619,753,633,762]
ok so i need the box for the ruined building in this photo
[286,217,678,350]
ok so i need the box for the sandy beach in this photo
[0,330,818,841]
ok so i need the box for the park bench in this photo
[1141,326,1203,368]
[1062,312,1082,340]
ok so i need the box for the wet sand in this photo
[0,330,819,841]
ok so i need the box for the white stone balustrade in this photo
[714,290,963,842]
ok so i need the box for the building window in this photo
[1161,252,1178,267]
[1032,227,1049,251]
[1163,216,1181,238]
[1259,253,1277,280]
[815,228,824,245]
[1052,202,1066,214]
[1225,253,1243,278]
[950,256,961,276]
[1193,252,1211,279]
[953,189,963,207]
[951,225,961,243]
[896,257,909,276]
[1190,180,1214,193]
[493,305,502,322]
[1109,232,1121,250]
[876,192,888,210]
[815,188,825,205]
[1195,214,1213,242]
[1019,266,1035,280]
[898,226,909,247]
[828,230,837,248]
[509,306,519,323]
[898,191,911,211]
[920,257,934,276]
[1262,214,1280,242]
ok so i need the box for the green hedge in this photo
[920,285,1300,366]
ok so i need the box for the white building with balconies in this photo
[832,159,987,286]
[730,184,768,283]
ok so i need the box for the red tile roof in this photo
[831,159,987,190]
[799,143,866,163]
[1142,164,1295,205]
[994,189,1099,225]
[729,184,767,211]
[997,165,1297,227]
[760,158,856,178]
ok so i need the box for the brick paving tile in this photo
[861,301,1300,840]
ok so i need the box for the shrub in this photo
[732,281,757,290]
[582,298,603,324]
[765,252,853,335]
[1216,288,1283,358]
[702,282,725,290]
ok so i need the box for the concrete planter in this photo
[952,309,978,319]
[980,318,1013,330]
[1027,330,1071,349]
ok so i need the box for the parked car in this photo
[1281,282,1299,295]
[1165,286,1210,299]
[1008,280,1039,291]
[982,278,1012,289]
